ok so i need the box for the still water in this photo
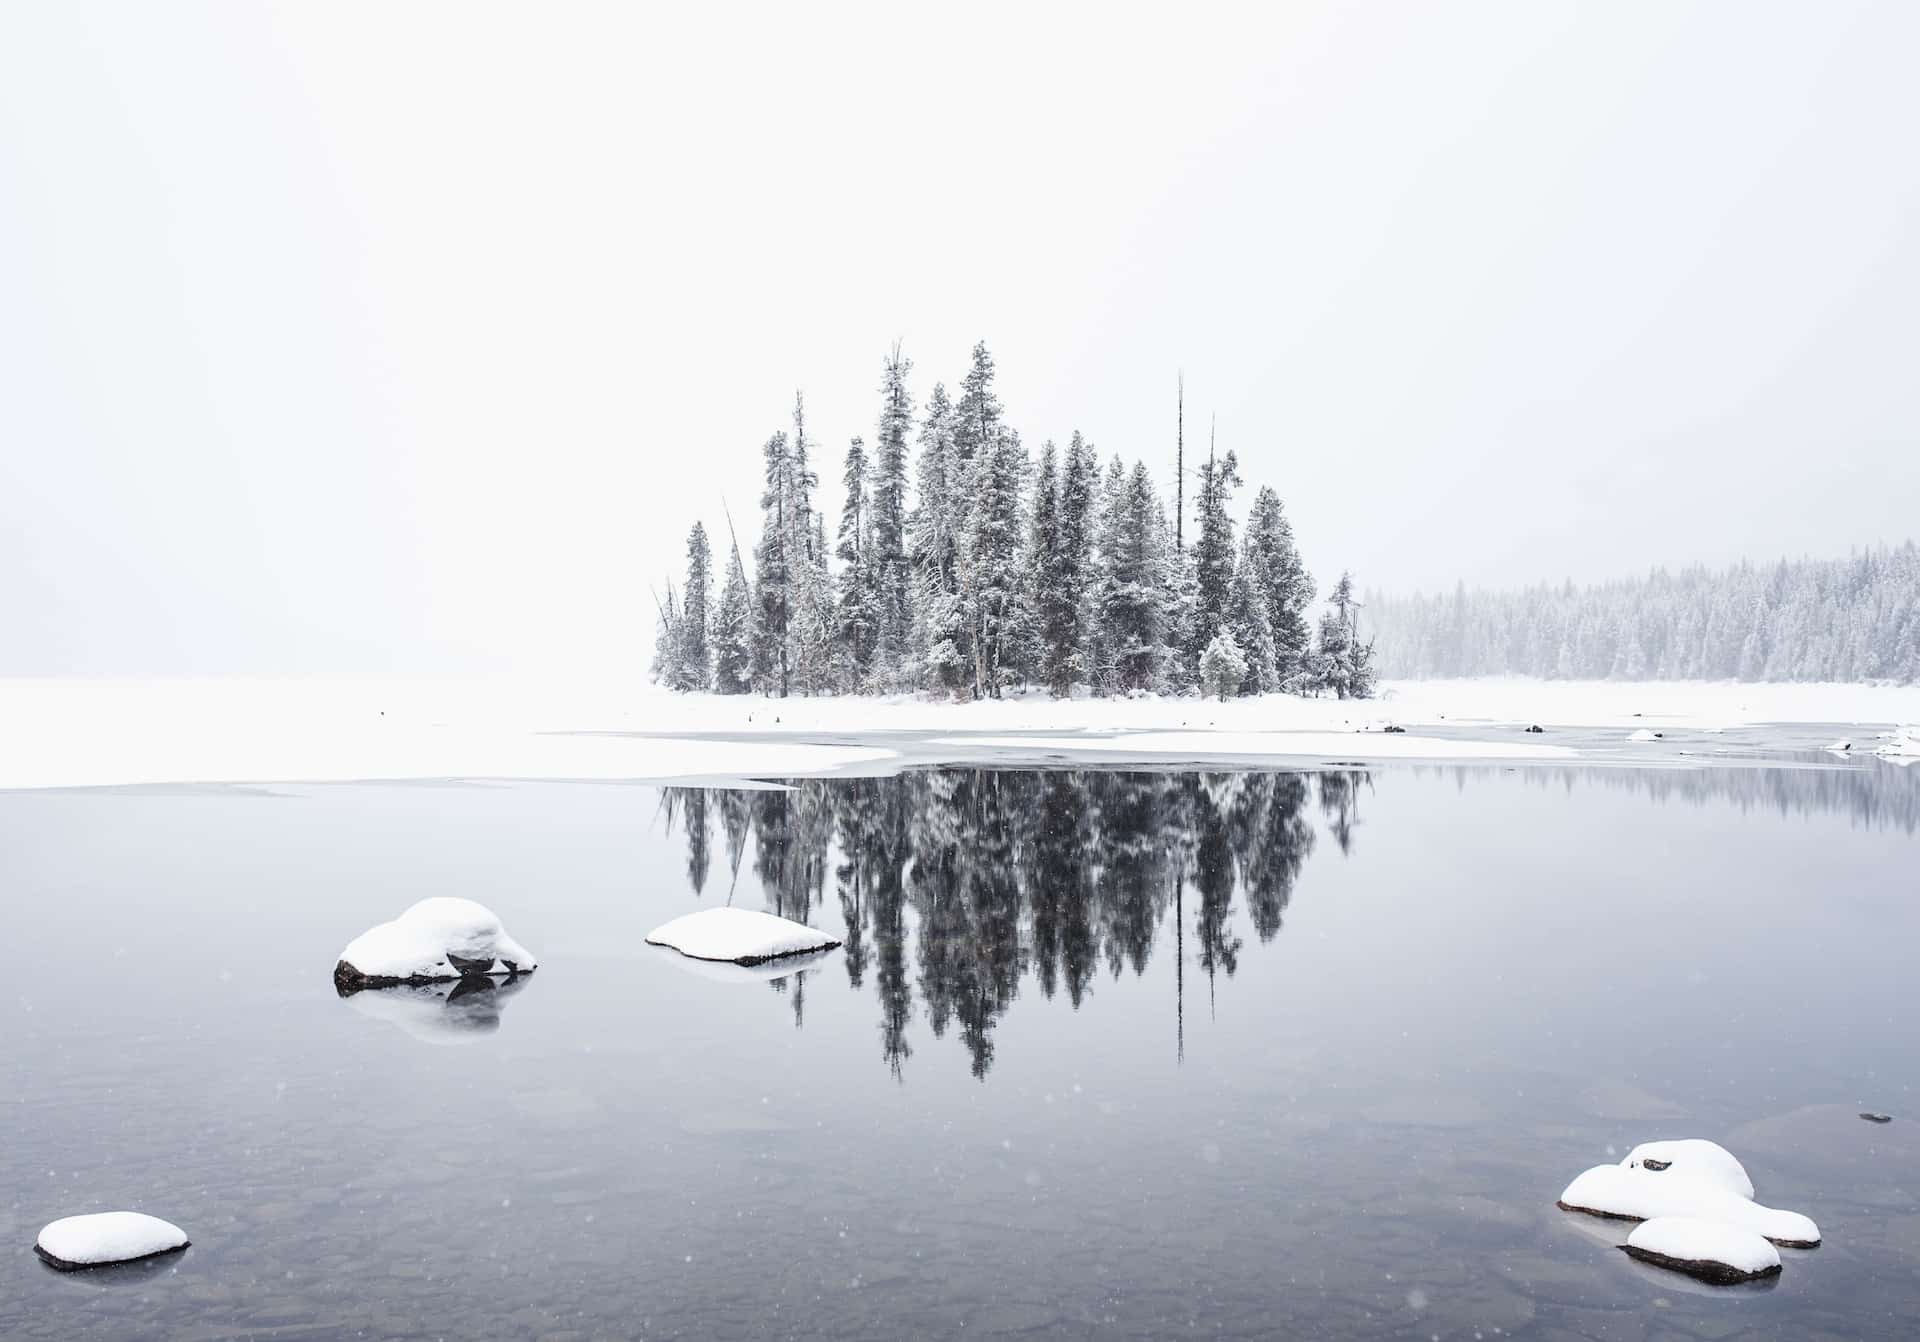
[4,760,1917,1340]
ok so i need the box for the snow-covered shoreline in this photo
[1,676,1916,792]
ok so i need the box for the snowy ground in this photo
[2,676,1917,791]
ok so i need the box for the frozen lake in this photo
[5,758,1918,1339]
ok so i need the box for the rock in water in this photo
[1557,1164,1819,1248]
[334,897,537,989]
[1525,724,1545,733]
[1622,1218,1781,1284]
[1860,1111,1893,1124]
[647,907,839,965]
[1628,728,1663,742]
[36,1212,190,1271]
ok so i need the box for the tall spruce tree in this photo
[752,431,792,696]
[835,436,877,687]
[1226,538,1278,695]
[1099,461,1171,691]
[1191,444,1243,660]
[961,427,1030,698]
[678,522,712,691]
[1244,486,1313,684]
[1028,439,1065,693]
[871,344,914,685]
[911,382,968,694]
[711,537,754,694]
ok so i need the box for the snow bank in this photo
[646,907,839,965]
[1622,1218,1781,1284]
[36,1212,189,1270]
[928,731,1574,762]
[1557,1163,1819,1247]
[335,898,537,987]
[1622,1139,1755,1199]
[5,675,1920,791]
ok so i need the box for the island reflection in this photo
[661,768,1348,1080]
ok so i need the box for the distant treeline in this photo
[652,342,1375,701]
[1368,544,1920,683]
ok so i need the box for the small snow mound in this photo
[1827,739,1852,753]
[1557,1163,1819,1247]
[1622,1139,1755,1200]
[647,907,839,965]
[1628,728,1663,742]
[36,1212,190,1271]
[335,897,537,988]
[1623,1218,1781,1284]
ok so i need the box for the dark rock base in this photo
[1620,1243,1781,1285]
[333,959,534,994]
[35,1241,191,1273]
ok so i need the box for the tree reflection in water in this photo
[659,768,1355,1080]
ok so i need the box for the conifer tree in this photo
[711,537,754,695]
[835,436,877,687]
[1244,486,1313,682]
[677,522,712,691]
[1226,539,1278,695]
[1190,444,1243,662]
[1200,629,1247,702]
[961,427,1030,698]
[910,382,968,695]
[1028,439,1065,693]
[752,431,792,695]
[871,344,914,685]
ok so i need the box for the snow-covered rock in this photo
[36,1212,190,1271]
[339,974,533,1044]
[1557,1163,1819,1247]
[1628,728,1663,742]
[646,907,839,965]
[334,898,537,988]
[1876,726,1920,759]
[1621,1139,1755,1199]
[1622,1217,1782,1284]
[1827,738,1852,753]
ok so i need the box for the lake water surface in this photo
[5,759,1918,1339]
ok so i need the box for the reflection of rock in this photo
[337,973,533,1045]
[333,898,537,989]
[652,944,833,985]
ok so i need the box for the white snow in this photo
[928,731,1573,761]
[1628,728,1662,742]
[4,675,1920,790]
[36,1212,189,1269]
[1558,1163,1820,1246]
[337,897,537,982]
[1877,726,1920,759]
[646,907,839,965]
[1622,1139,1756,1199]
[1624,1217,1781,1278]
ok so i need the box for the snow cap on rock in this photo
[336,897,537,987]
[647,907,839,965]
[36,1212,190,1270]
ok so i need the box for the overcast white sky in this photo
[3,1,1915,675]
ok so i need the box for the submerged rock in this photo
[333,897,537,989]
[1860,1112,1893,1124]
[36,1212,190,1271]
[1525,724,1545,733]
[646,907,839,965]
[1621,1217,1781,1284]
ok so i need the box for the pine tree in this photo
[871,344,914,686]
[1227,540,1278,694]
[1244,486,1313,684]
[1200,629,1247,702]
[1190,443,1242,664]
[651,583,683,688]
[711,537,754,695]
[961,427,1030,699]
[1028,439,1065,694]
[752,431,792,696]
[677,523,712,691]
[1312,571,1375,699]
[835,436,877,688]
[1099,461,1172,692]
[910,382,968,695]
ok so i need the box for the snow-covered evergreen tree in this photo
[677,522,712,691]
[834,436,877,688]
[751,431,792,696]
[1190,445,1242,666]
[871,344,914,687]
[1200,629,1247,702]
[961,427,1030,698]
[1226,539,1278,695]
[910,383,968,696]
[711,538,754,694]
[1244,486,1313,680]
